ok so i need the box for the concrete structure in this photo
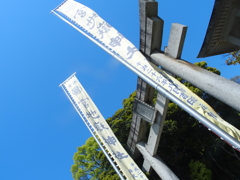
[165,23,187,59]
[127,0,240,179]
[150,51,240,112]
[127,0,181,179]
[127,0,163,160]
[133,98,157,124]
[137,141,179,180]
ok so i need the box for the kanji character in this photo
[79,98,89,108]
[173,86,180,95]
[86,13,98,29]
[86,110,100,119]
[136,61,142,67]
[97,21,111,39]
[146,68,152,74]
[103,136,116,146]
[187,96,197,105]
[151,71,157,77]
[141,65,148,71]
[199,104,207,111]
[126,46,138,59]
[168,83,175,91]
[109,32,124,47]
[72,86,82,95]
[207,111,218,119]
[113,151,128,160]
[179,91,188,100]
[156,75,163,82]
[93,122,109,132]
[74,8,86,18]
[161,79,168,86]
[128,169,138,178]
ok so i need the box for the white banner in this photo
[60,74,149,180]
[54,1,240,146]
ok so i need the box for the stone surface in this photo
[165,23,187,59]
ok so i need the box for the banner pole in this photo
[59,82,126,180]
[53,8,240,151]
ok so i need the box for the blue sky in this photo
[0,0,239,180]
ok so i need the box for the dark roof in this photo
[198,0,240,58]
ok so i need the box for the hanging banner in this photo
[53,0,240,147]
[60,74,149,180]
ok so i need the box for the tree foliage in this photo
[225,50,240,65]
[71,137,119,180]
[189,160,212,180]
[157,61,240,179]
[106,91,136,147]
[70,92,136,180]
[71,61,240,180]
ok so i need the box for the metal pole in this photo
[60,84,126,180]
[53,10,240,151]
[150,51,240,112]
[104,47,240,151]
[94,47,240,151]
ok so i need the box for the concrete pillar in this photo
[150,51,240,112]
[142,93,169,173]
[137,141,179,180]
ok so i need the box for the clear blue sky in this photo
[0,0,239,180]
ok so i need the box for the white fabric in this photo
[61,74,149,180]
[55,0,240,143]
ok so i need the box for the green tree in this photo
[70,92,136,180]
[106,91,136,148]
[189,160,212,180]
[157,61,240,179]
[71,62,240,180]
[71,137,119,180]
[225,50,240,65]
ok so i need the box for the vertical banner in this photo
[53,0,240,149]
[60,74,149,180]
